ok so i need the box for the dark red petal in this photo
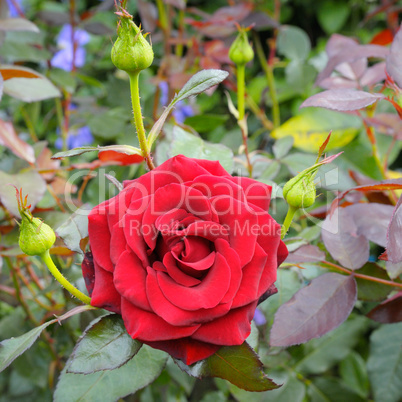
[81,251,95,296]
[146,268,231,325]
[230,177,272,211]
[210,196,258,267]
[121,297,200,341]
[91,260,121,314]
[88,202,113,272]
[232,243,267,308]
[106,185,137,229]
[189,175,246,202]
[144,338,220,365]
[114,250,152,311]
[277,239,289,266]
[192,301,257,345]
[181,236,211,262]
[173,250,215,272]
[181,220,229,242]
[163,252,202,287]
[109,223,127,265]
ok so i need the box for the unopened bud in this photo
[283,174,316,209]
[15,188,56,256]
[111,15,154,74]
[229,28,254,65]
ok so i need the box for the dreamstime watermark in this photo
[61,166,342,236]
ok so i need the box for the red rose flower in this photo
[83,155,287,365]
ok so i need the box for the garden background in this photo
[0,0,401,401]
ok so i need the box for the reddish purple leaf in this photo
[360,62,387,87]
[386,24,402,88]
[270,273,357,347]
[285,245,325,264]
[320,76,358,90]
[301,89,385,111]
[322,207,370,270]
[316,38,388,86]
[384,196,402,264]
[336,58,367,81]
[137,0,158,32]
[367,292,402,323]
[364,114,402,140]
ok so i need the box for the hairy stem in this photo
[281,205,298,239]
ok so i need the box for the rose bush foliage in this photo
[82,155,287,364]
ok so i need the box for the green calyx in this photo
[111,15,154,74]
[15,188,56,256]
[229,28,254,65]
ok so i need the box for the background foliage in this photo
[0,0,401,401]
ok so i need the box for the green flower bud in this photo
[15,188,56,256]
[229,29,254,65]
[111,17,154,74]
[283,174,316,209]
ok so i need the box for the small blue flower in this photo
[55,126,94,150]
[6,0,24,17]
[158,81,194,123]
[52,24,90,71]
[253,308,267,326]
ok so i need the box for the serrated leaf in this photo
[301,89,384,111]
[175,342,280,392]
[384,196,402,264]
[367,323,402,402]
[271,108,360,153]
[54,345,167,402]
[66,315,142,374]
[367,292,402,323]
[147,69,228,147]
[270,273,357,347]
[52,144,142,160]
[355,263,392,301]
[55,205,90,255]
[0,305,95,373]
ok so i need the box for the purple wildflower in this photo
[6,0,24,17]
[158,81,195,123]
[253,308,267,326]
[55,126,94,150]
[51,24,90,71]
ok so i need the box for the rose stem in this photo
[236,63,253,177]
[40,249,91,305]
[281,205,298,239]
[128,71,155,170]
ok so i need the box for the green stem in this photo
[20,106,38,142]
[128,71,155,170]
[253,32,280,128]
[40,250,91,305]
[237,64,246,121]
[156,0,168,31]
[281,205,298,239]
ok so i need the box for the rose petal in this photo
[114,250,152,311]
[181,220,229,242]
[158,252,231,310]
[121,298,200,342]
[91,260,121,313]
[231,176,272,211]
[110,223,127,265]
[144,338,220,365]
[81,251,95,296]
[146,268,231,325]
[191,301,257,345]
[163,252,202,287]
[211,196,258,266]
[88,202,113,272]
[181,236,211,262]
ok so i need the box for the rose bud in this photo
[83,155,288,365]
[15,188,56,256]
[229,28,254,65]
[111,15,154,74]
[282,172,316,209]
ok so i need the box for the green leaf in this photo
[49,68,77,93]
[3,77,60,102]
[175,342,280,392]
[277,25,311,60]
[317,1,350,34]
[169,126,234,172]
[52,144,142,160]
[272,108,361,153]
[311,377,365,402]
[147,69,228,147]
[273,136,294,159]
[295,316,370,375]
[66,315,142,374]
[88,108,130,140]
[0,18,39,32]
[355,263,392,301]
[184,114,228,133]
[367,323,402,402]
[339,352,369,398]
[54,345,168,402]
[55,205,90,255]
[0,305,95,373]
